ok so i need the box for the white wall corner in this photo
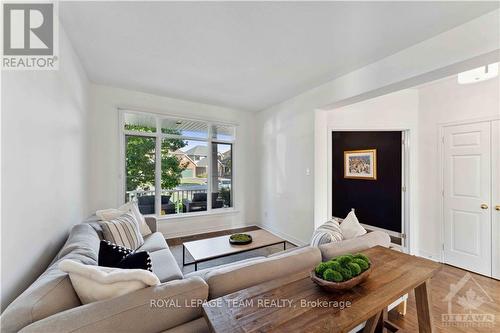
[260,224,309,247]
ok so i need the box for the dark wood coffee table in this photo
[203,246,441,333]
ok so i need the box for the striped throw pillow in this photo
[310,220,344,247]
[99,213,144,250]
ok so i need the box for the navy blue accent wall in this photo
[332,131,402,233]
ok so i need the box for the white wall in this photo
[87,85,257,238]
[1,28,89,310]
[256,10,499,246]
[324,90,419,254]
[417,75,500,260]
[256,102,316,245]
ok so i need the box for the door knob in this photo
[480,204,488,210]
[496,205,500,211]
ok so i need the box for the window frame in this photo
[118,108,237,219]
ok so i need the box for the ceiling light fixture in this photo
[457,62,498,85]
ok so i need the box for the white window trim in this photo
[118,108,236,218]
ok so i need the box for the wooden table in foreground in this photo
[183,229,286,271]
[203,246,441,333]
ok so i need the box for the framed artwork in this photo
[344,149,377,180]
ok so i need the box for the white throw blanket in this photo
[59,259,160,304]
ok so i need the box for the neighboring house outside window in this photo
[121,110,235,217]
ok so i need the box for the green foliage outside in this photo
[315,253,371,282]
[219,187,231,206]
[125,124,188,192]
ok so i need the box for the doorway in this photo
[441,120,499,278]
[331,130,409,248]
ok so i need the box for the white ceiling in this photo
[60,2,499,111]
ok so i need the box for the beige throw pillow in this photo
[59,259,160,304]
[96,201,152,236]
[339,210,367,239]
[99,213,144,250]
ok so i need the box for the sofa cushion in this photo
[162,317,210,333]
[185,256,266,281]
[318,230,390,260]
[19,277,209,333]
[204,246,321,299]
[83,215,105,239]
[1,224,100,333]
[150,248,183,282]
[138,232,168,252]
[55,223,101,262]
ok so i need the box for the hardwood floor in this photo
[388,264,500,332]
[166,226,260,246]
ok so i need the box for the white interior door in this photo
[443,122,491,276]
[492,120,499,279]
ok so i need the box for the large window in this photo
[122,111,235,216]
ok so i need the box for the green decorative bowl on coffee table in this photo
[229,233,253,245]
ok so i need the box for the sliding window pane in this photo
[161,118,208,139]
[125,135,156,214]
[211,143,232,209]
[161,139,208,214]
[124,113,156,132]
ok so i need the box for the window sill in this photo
[152,208,239,222]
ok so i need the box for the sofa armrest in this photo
[144,216,158,233]
[20,277,208,333]
[319,231,390,261]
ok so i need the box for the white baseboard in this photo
[258,223,308,246]
[418,250,442,263]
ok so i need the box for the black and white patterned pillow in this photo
[98,240,152,272]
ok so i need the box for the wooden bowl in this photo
[310,265,372,292]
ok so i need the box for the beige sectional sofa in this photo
[1,217,390,333]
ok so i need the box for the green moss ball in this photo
[347,262,362,276]
[315,262,329,276]
[353,253,370,263]
[353,258,369,271]
[322,268,344,282]
[337,255,353,266]
[326,260,342,271]
[322,268,334,281]
[337,267,353,280]
[331,270,344,282]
